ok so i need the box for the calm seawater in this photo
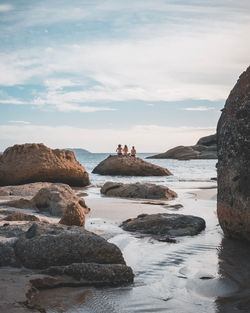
[38,153,250,313]
[76,153,217,194]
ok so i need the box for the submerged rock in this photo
[40,263,134,286]
[121,213,206,241]
[0,143,90,187]
[92,155,172,176]
[217,66,250,241]
[101,182,177,200]
[147,134,217,160]
[2,183,90,218]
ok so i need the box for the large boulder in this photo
[0,143,90,187]
[92,155,172,176]
[121,213,206,241]
[217,66,250,241]
[0,222,134,286]
[2,183,90,217]
[147,134,217,160]
[101,182,177,200]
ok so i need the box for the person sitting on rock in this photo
[131,146,136,157]
[116,144,123,156]
[123,145,129,156]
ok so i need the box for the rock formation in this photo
[121,213,206,241]
[2,183,90,217]
[217,66,250,241]
[59,202,86,227]
[101,182,177,200]
[147,134,217,160]
[92,155,172,176]
[0,143,90,186]
[0,222,134,286]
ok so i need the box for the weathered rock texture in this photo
[92,155,172,176]
[2,183,90,218]
[3,211,40,222]
[121,213,206,241]
[0,143,90,186]
[0,222,134,286]
[101,182,177,200]
[217,66,250,241]
[147,134,217,160]
[59,202,86,227]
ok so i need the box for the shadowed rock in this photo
[147,134,217,160]
[92,155,172,176]
[2,183,89,218]
[121,213,206,241]
[0,222,134,288]
[0,143,90,187]
[217,66,250,241]
[101,182,177,200]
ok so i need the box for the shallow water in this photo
[34,153,250,313]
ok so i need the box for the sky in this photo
[0,0,249,152]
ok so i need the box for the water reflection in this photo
[216,238,250,313]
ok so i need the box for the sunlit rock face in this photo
[217,66,250,241]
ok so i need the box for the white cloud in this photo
[0,99,27,105]
[0,124,216,152]
[0,4,13,12]
[8,120,31,125]
[183,107,215,111]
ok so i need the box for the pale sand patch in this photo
[85,197,168,222]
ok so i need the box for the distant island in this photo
[65,148,91,155]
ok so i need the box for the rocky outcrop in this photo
[101,182,177,200]
[2,183,90,218]
[59,202,86,227]
[92,155,172,176]
[0,222,134,286]
[0,143,90,186]
[147,134,217,160]
[121,213,206,241]
[217,66,250,241]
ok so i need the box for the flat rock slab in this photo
[92,155,172,176]
[121,213,206,241]
[101,182,177,200]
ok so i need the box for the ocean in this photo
[75,153,217,197]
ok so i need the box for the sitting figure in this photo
[116,144,123,156]
[123,144,129,156]
[131,146,136,157]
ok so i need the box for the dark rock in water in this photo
[0,143,90,187]
[121,213,206,241]
[217,66,250,241]
[92,155,172,176]
[164,204,184,210]
[147,134,217,160]
[14,223,126,269]
[41,263,134,286]
[101,182,177,200]
[0,222,133,286]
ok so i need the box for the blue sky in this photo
[0,0,249,152]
